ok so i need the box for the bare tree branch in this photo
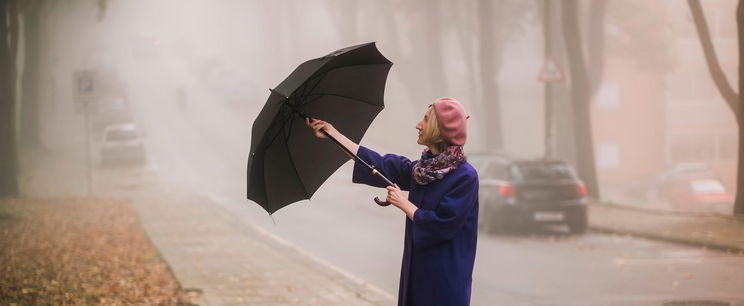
[688,0,740,120]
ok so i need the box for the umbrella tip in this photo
[269,88,289,100]
[269,213,277,227]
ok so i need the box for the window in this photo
[106,130,138,141]
[513,162,575,180]
[596,143,620,169]
[484,163,508,180]
[596,83,619,109]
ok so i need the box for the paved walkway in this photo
[132,190,395,306]
[18,147,394,305]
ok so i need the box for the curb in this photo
[131,206,205,305]
[587,224,744,255]
[596,201,744,220]
[587,201,744,254]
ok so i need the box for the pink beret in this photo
[432,97,468,146]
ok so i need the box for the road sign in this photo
[538,56,565,83]
[73,70,98,112]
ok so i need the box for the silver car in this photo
[99,123,146,164]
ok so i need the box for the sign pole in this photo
[74,70,97,196]
[84,100,91,196]
[539,2,565,158]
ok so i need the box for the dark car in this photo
[471,155,588,234]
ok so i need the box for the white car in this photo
[99,123,146,164]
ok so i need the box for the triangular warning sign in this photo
[538,56,565,82]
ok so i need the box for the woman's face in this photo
[415,107,430,145]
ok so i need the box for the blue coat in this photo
[352,146,479,306]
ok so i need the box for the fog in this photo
[6,0,744,305]
[18,0,738,209]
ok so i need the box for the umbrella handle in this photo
[369,169,394,207]
[373,197,391,206]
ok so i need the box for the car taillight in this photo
[499,183,516,197]
[576,181,587,197]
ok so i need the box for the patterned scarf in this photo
[412,146,466,185]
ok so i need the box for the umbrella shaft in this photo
[320,128,356,160]
[281,95,394,187]
[319,129,394,186]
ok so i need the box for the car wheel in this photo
[489,209,522,234]
[478,205,496,234]
[567,208,588,234]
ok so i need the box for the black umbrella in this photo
[247,42,395,214]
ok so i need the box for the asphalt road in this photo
[121,77,744,306]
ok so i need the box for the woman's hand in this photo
[385,184,406,207]
[306,118,338,139]
[304,117,360,157]
[386,184,418,220]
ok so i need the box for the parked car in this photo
[91,96,133,132]
[99,123,146,165]
[659,162,721,181]
[659,176,734,211]
[471,154,588,234]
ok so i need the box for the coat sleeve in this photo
[352,146,414,191]
[411,172,478,249]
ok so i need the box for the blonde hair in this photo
[420,106,450,153]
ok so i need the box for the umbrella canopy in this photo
[247,42,393,214]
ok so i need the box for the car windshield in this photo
[468,156,508,180]
[468,156,492,171]
[106,130,137,141]
[514,162,575,180]
[690,179,725,194]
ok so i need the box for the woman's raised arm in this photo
[306,118,359,158]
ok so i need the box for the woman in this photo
[307,97,479,306]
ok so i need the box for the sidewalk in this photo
[588,202,744,253]
[18,146,394,306]
[131,190,395,306]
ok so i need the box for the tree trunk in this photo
[0,0,20,197]
[20,9,42,149]
[452,1,478,109]
[377,1,429,121]
[587,0,606,95]
[478,0,503,152]
[425,0,447,95]
[689,0,743,214]
[562,0,600,199]
[736,0,744,215]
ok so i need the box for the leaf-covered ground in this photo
[0,197,197,305]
